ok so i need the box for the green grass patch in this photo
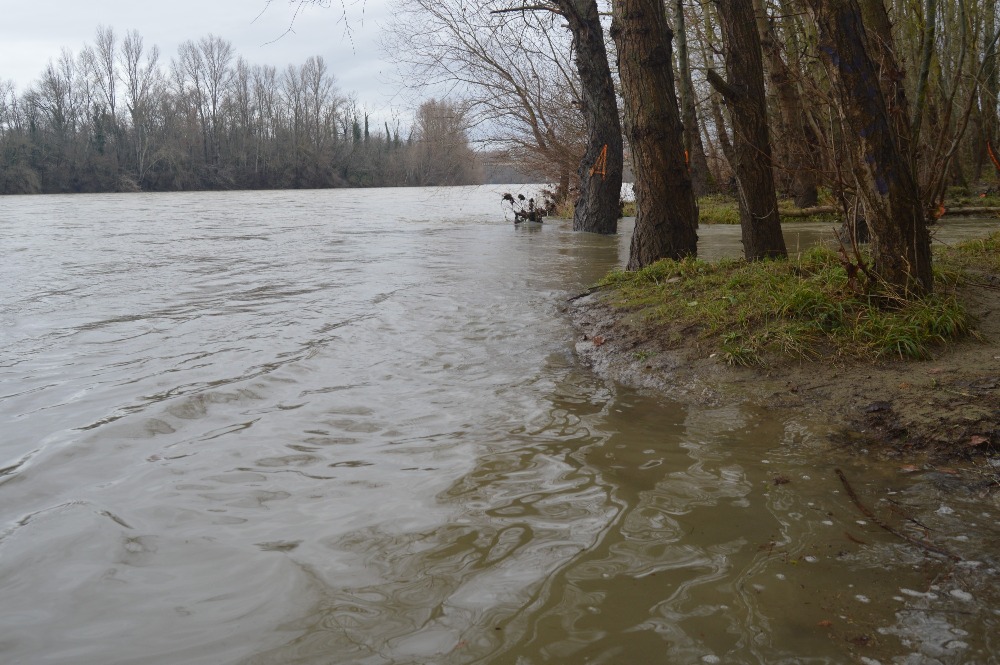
[598,245,974,365]
[698,195,742,225]
[698,194,841,224]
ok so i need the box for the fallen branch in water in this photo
[835,468,961,562]
[567,285,609,302]
[938,206,1000,216]
[780,206,838,217]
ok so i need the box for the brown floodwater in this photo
[1,188,997,664]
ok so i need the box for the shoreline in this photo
[568,284,1000,492]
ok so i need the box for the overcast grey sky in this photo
[0,0,403,118]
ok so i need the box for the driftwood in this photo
[939,206,1000,216]
[567,284,611,302]
[780,205,838,217]
[835,468,961,561]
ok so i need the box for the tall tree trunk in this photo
[708,0,787,260]
[700,2,735,185]
[808,0,933,296]
[674,0,713,196]
[553,0,624,235]
[752,0,819,208]
[709,95,735,177]
[976,0,998,181]
[909,0,938,148]
[611,0,699,269]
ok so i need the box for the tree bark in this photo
[807,0,933,296]
[708,0,787,260]
[553,0,624,235]
[975,0,998,181]
[674,0,713,197]
[611,0,699,269]
[751,0,819,208]
[698,6,735,176]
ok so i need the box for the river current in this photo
[1,187,997,664]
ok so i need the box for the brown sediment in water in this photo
[569,279,1000,492]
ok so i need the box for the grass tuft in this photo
[597,245,975,365]
[699,195,742,225]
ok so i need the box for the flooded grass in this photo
[700,191,1000,225]
[699,194,840,225]
[598,245,974,365]
[698,194,743,225]
[938,230,1000,274]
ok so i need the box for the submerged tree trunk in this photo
[611,0,698,269]
[808,0,933,296]
[708,0,787,260]
[553,0,624,235]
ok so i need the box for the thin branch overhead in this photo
[256,0,360,53]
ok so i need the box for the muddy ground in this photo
[569,281,1000,493]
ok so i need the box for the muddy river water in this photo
[1,187,998,664]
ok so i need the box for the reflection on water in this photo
[0,188,997,664]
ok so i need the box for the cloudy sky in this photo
[1,0,405,119]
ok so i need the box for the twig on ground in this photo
[567,285,609,302]
[835,468,961,561]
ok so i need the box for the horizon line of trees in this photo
[0,27,483,195]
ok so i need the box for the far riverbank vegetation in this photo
[0,29,484,194]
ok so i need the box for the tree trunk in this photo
[674,0,713,197]
[909,0,937,148]
[807,0,933,296]
[554,0,624,235]
[699,2,735,186]
[708,0,787,260]
[975,0,998,181]
[611,0,698,269]
[752,0,819,208]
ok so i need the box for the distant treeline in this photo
[0,28,483,195]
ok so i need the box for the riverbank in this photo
[569,239,1000,493]
[698,190,1000,225]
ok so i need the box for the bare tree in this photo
[674,0,713,196]
[752,0,819,208]
[300,55,340,150]
[175,35,235,167]
[175,40,209,163]
[408,98,482,185]
[40,51,82,135]
[199,34,235,166]
[708,0,787,260]
[89,26,119,126]
[119,30,162,185]
[806,0,932,295]
[386,0,622,233]
[612,0,699,268]
[386,1,578,172]
[0,80,21,135]
[540,0,623,234]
